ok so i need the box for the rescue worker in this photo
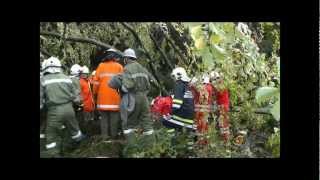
[69,64,83,109]
[161,67,196,132]
[69,64,83,134]
[120,48,156,137]
[90,70,101,121]
[89,70,96,86]
[210,71,230,143]
[78,66,95,134]
[192,74,213,145]
[93,48,123,139]
[40,61,46,150]
[40,57,85,157]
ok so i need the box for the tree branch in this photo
[120,23,153,62]
[40,31,118,51]
[164,33,188,66]
[120,22,168,95]
[149,33,173,69]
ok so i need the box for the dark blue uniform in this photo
[161,80,195,131]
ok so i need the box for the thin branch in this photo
[40,31,118,52]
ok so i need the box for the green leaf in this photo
[194,37,206,49]
[199,47,214,70]
[190,25,203,40]
[255,87,279,104]
[210,34,222,44]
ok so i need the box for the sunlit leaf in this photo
[255,87,279,104]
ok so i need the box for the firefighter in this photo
[78,66,95,135]
[69,64,82,104]
[79,66,94,120]
[40,60,46,150]
[69,64,83,133]
[192,74,214,145]
[210,71,230,143]
[93,48,123,139]
[120,48,158,136]
[40,57,85,157]
[161,67,196,132]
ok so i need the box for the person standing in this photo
[40,57,85,157]
[93,48,123,139]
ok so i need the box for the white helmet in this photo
[42,57,62,74]
[70,64,82,76]
[106,48,117,53]
[81,66,89,74]
[171,67,190,82]
[202,75,210,84]
[91,70,96,76]
[210,71,220,80]
[41,59,47,71]
[190,77,199,84]
[123,48,137,59]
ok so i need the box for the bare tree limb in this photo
[120,23,153,62]
[149,33,173,69]
[40,31,118,51]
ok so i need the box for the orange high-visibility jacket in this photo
[93,60,123,111]
[80,77,95,112]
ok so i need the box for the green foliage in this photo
[255,86,280,121]
[265,128,280,157]
[65,136,124,158]
[122,129,177,158]
[256,87,279,104]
